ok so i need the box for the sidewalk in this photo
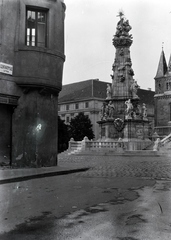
[0,158,89,184]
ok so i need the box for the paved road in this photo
[0,174,157,239]
[59,154,171,179]
[0,153,171,239]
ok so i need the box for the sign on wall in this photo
[0,62,13,75]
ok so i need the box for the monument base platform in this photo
[98,119,151,150]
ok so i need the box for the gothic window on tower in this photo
[166,82,171,91]
[166,83,169,90]
[26,8,48,47]
[158,83,161,93]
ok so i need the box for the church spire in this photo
[155,49,167,79]
[167,54,171,75]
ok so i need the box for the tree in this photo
[58,116,70,153]
[69,112,95,141]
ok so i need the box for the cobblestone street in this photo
[59,154,171,180]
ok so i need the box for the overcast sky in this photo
[63,0,171,90]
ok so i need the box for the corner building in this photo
[0,0,66,167]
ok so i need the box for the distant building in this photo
[154,49,171,137]
[58,79,155,140]
[0,0,66,167]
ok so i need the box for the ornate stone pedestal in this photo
[98,118,151,150]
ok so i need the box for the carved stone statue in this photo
[130,80,139,99]
[100,104,104,119]
[105,103,109,119]
[136,104,142,119]
[100,102,106,120]
[108,101,115,119]
[153,138,161,151]
[115,14,132,38]
[106,84,112,99]
[142,103,147,120]
[125,99,133,119]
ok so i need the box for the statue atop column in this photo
[113,10,133,48]
[111,10,139,99]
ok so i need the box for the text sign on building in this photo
[0,62,13,75]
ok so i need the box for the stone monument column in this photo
[98,11,151,149]
[111,11,135,100]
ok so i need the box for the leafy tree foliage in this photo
[69,112,95,141]
[58,116,70,153]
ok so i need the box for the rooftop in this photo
[59,79,155,105]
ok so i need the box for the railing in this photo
[152,132,171,151]
[161,133,171,145]
[154,126,171,137]
[69,139,82,150]
[86,141,128,150]
[68,137,151,152]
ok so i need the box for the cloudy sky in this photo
[63,0,171,90]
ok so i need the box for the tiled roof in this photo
[137,88,155,105]
[59,79,155,105]
[59,79,107,102]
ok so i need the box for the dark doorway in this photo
[0,104,13,164]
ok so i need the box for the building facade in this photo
[58,79,155,140]
[0,0,66,167]
[154,50,171,137]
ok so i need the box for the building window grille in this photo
[85,102,89,108]
[58,105,61,111]
[75,103,79,109]
[26,8,48,47]
[66,105,69,111]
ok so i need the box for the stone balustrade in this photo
[69,137,133,151]
[68,136,152,153]
[161,133,171,145]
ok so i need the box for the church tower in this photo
[154,49,171,137]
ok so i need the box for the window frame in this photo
[66,104,69,111]
[85,102,89,108]
[75,103,79,110]
[25,7,48,47]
